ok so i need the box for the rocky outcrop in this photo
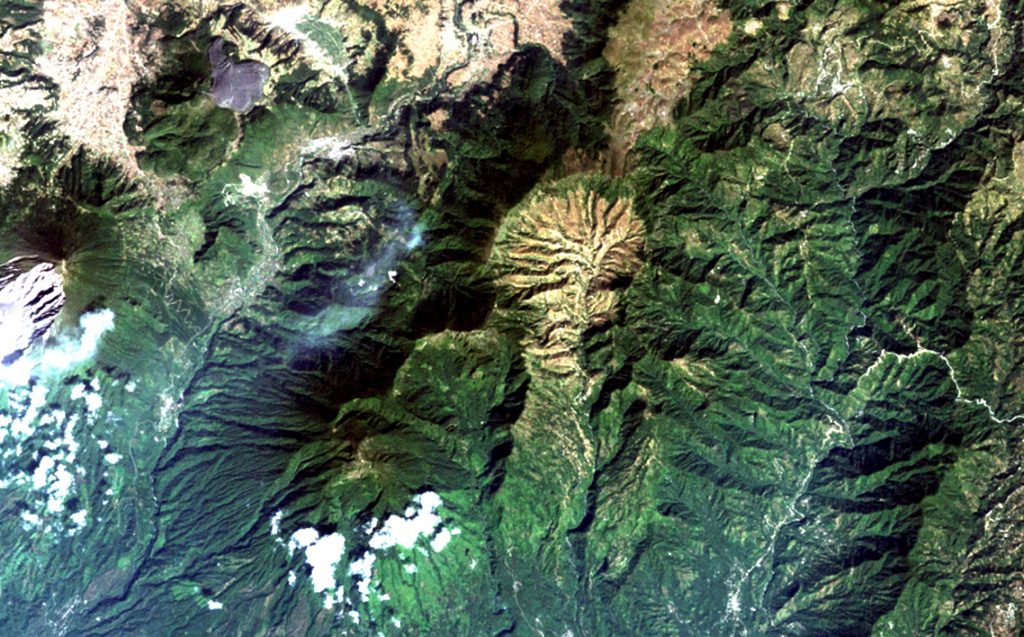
[0,258,65,364]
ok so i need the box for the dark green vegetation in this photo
[4,0,1024,635]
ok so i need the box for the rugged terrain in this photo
[2,0,1024,635]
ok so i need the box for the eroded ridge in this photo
[493,176,644,373]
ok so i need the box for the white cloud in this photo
[0,312,116,538]
[287,527,347,609]
[39,309,115,372]
[0,310,115,385]
[305,532,346,594]
[431,528,453,552]
[289,527,321,553]
[368,491,446,551]
[276,492,460,611]
[48,464,73,503]
[84,393,102,413]
[348,552,376,598]
[32,455,55,489]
